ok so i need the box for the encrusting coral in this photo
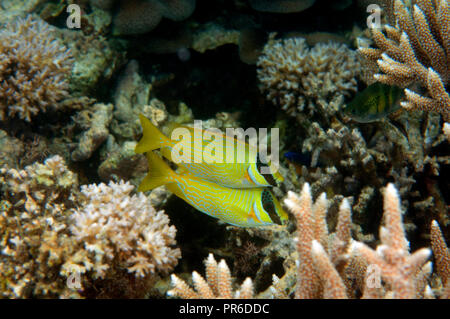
[60,28,124,96]
[167,253,254,299]
[0,15,73,122]
[358,0,449,121]
[191,23,240,54]
[0,156,180,298]
[257,35,360,116]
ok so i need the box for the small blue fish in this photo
[284,151,312,167]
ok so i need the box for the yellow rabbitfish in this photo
[344,83,404,123]
[139,152,288,227]
[135,114,283,189]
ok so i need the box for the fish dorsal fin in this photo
[168,124,256,150]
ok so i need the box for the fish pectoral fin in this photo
[244,166,255,185]
[247,205,261,223]
[138,173,174,192]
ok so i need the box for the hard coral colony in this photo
[0,15,72,122]
[0,0,448,301]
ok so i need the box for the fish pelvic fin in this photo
[138,152,177,192]
[135,114,171,154]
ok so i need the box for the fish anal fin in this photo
[138,152,177,192]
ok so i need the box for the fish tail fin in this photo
[135,114,171,153]
[138,152,177,192]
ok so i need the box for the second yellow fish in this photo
[139,151,288,227]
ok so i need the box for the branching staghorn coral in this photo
[168,254,254,299]
[289,107,448,231]
[0,156,180,298]
[257,35,360,116]
[349,184,432,299]
[283,183,352,298]
[0,15,73,122]
[358,0,449,121]
[430,220,450,298]
[167,183,445,299]
[276,183,439,299]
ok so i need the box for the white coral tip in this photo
[311,239,325,255]
[340,198,350,211]
[349,240,364,253]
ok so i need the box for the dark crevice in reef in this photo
[134,43,279,129]
[163,195,229,275]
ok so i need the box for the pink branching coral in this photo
[0,156,180,298]
[430,220,450,298]
[168,253,254,299]
[350,184,432,299]
[278,183,438,299]
[0,15,73,122]
[166,183,446,299]
[283,184,352,299]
